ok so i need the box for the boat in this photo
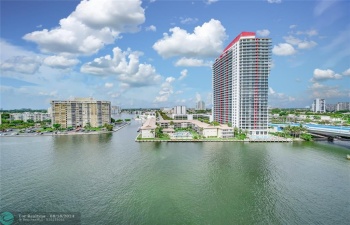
[347,155,350,160]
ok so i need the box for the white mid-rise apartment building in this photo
[10,112,51,122]
[212,32,271,137]
[312,98,326,113]
[173,106,186,115]
[336,102,350,111]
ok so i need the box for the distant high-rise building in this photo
[173,106,186,115]
[336,102,350,111]
[212,32,271,137]
[51,97,111,128]
[196,101,205,110]
[111,106,121,114]
[325,104,335,112]
[312,98,326,113]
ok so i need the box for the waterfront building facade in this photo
[212,32,271,137]
[312,98,326,113]
[51,97,111,128]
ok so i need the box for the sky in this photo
[0,0,349,110]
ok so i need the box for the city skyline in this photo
[1,0,349,110]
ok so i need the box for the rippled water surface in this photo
[1,121,350,224]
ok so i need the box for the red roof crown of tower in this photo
[222,31,256,53]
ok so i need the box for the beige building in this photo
[51,97,111,128]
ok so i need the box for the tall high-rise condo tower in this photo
[212,32,271,137]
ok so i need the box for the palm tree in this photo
[234,127,239,136]
[283,125,291,137]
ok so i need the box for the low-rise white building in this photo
[10,113,23,121]
[159,119,234,138]
[10,112,51,122]
[140,117,157,138]
[172,114,213,122]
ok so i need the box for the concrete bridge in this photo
[270,123,350,140]
[303,124,350,139]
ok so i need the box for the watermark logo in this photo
[0,212,14,225]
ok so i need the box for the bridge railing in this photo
[306,127,350,135]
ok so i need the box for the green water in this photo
[1,121,349,224]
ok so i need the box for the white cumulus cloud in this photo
[195,92,201,102]
[309,82,347,99]
[81,47,161,87]
[342,68,350,76]
[145,25,156,32]
[205,0,219,5]
[297,40,317,49]
[256,29,270,37]
[175,57,211,67]
[1,56,42,74]
[268,87,297,108]
[179,69,188,80]
[23,0,145,55]
[311,68,342,82]
[267,0,282,3]
[105,82,114,88]
[43,55,79,69]
[154,76,176,103]
[272,43,297,56]
[284,35,317,49]
[0,39,38,61]
[296,29,318,36]
[153,19,227,58]
[180,17,198,24]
